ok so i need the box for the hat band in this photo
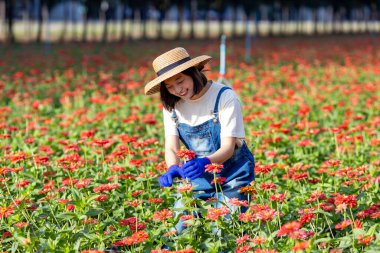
[156,57,191,76]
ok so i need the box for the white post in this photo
[219,34,226,78]
[217,34,230,86]
[245,15,251,63]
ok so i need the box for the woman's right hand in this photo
[182,157,211,180]
[158,164,185,187]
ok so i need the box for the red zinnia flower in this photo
[235,245,252,253]
[67,204,75,211]
[252,236,267,245]
[228,198,249,207]
[153,209,173,221]
[255,208,280,222]
[176,149,196,161]
[93,183,118,193]
[119,217,137,226]
[206,206,229,221]
[115,230,149,246]
[277,221,302,237]
[0,206,14,218]
[299,213,315,225]
[14,222,28,228]
[75,178,92,188]
[335,220,352,230]
[211,177,227,185]
[177,184,193,193]
[292,241,310,252]
[205,163,224,174]
[16,180,30,188]
[259,183,277,190]
[357,234,375,246]
[269,193,286,202]
[94,194,108,202]
[334,193,357,209]
[254,249,278,253]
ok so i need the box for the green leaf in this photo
[338,236,352,248]
[56,212,78,220]
[314,237,332,244]
[85,208,105,217]
[38,213,50,219]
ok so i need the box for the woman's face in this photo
[164,72,194,100]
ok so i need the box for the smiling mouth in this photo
[179,90,187,96]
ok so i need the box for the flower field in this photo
[0,36,379,253]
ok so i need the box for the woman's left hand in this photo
[182,157,211,180]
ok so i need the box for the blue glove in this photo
[158,164,185,187]
[182,157,211,180]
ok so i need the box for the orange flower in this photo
[357,234,375,246]
[177,184,193,193]
[252,236,267,245]
[335,220,352,230]
[227,198,249,207]
[206,206,230,221]
[239,185,257,195]
[277,221,302,237]
[292,241,310,252]
[176,149,196,161]
[235,245,252,253]
[0,206,14,218]
[153,209,173,221]
[205,163,224,173]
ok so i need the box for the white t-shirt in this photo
[163,82,245,139]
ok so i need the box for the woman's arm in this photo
[207,137,236,164]
[165,135,181,167]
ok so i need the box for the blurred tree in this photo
[306,0,321,35]
[35,0,44,42]
[198,0,211,39]
[5,0,14,43]
[82,0,90,42]
[153,0,171,39]
[211,0,228,38]
[0,0,4,41]
[189,0,197,39]
[21,0,31,41]
[118,0,128,42]
[101,0,109,42]
[36,0,55,43]
[129,0,148,40]
[279,0,290,35]
[59,0,70,42]
[241,0,259,36]
[174,0,186,39]
[230,0,239,39]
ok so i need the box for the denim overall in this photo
[172,86,255,233]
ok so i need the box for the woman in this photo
[145,47,255,232]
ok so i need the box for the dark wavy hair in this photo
[160,66,208,112]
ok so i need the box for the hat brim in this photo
[144,55,212,95]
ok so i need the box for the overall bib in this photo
[172,86,255,202]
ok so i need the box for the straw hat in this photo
[144,47,212,95]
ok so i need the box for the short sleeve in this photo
[218,90,246,138]
[163,108,179,136]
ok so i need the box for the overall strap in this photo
[171,109,179,127]
[213,86,232,114]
